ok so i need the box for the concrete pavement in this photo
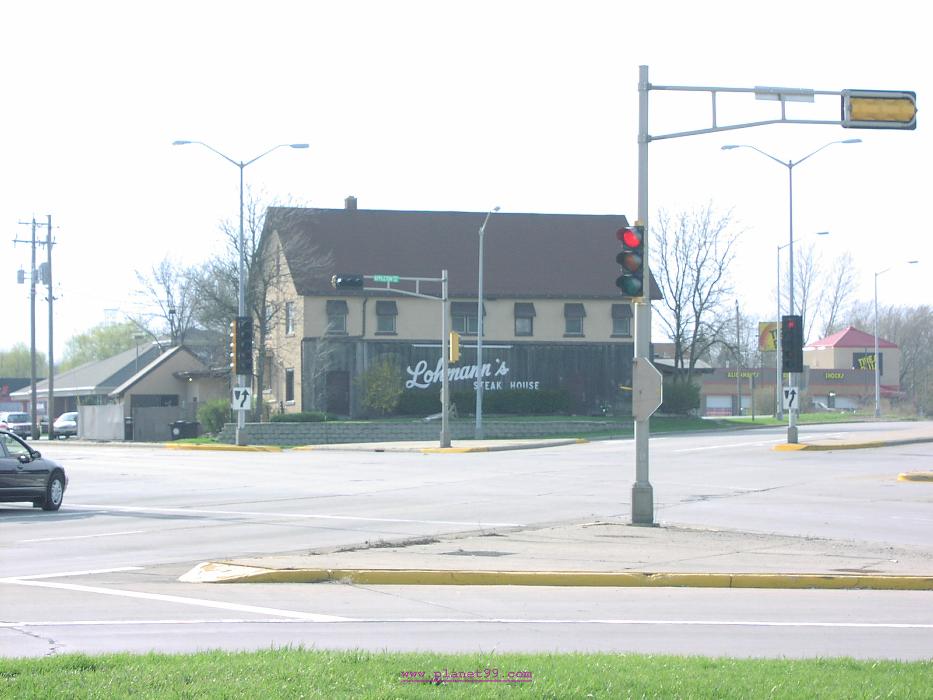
[180,421,933,590]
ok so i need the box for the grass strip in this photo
[0,649,931,699]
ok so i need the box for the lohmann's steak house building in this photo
[258,199,659,418]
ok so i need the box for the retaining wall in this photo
[216,419,628,446]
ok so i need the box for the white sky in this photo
[2,0,929,357]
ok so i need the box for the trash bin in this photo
[170,420,200,439]
[124,416,134,441]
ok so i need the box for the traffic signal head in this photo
[331,274,365,289]
[615,225,645,298]
[781,314,804,373]
[234,316,253,376]
[229,319,237,372]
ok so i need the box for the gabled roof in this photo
[109,346,206,397]
[806,326,897,350]
[263,206,662,300]
[10,342,164,398]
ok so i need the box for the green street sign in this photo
[373,274,401,283]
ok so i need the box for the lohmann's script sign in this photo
[405,357,517,390]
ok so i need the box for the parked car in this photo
[52,412,79,438]
[0,412,32,439]
[0,429,68,510]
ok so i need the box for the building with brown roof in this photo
[258,200,658,417]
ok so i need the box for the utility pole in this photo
[44,215,55,439]
[14,217,55,440]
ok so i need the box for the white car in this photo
[53,412,79,438]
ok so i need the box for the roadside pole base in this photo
[631,482,654,525]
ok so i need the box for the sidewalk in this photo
[182,519,933,590]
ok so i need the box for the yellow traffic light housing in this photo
[842,89,917,130]
[449,331,461,363]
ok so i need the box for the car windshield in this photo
[6,413,28,422]
[58,413,78,421]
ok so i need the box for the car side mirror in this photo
[18,453,32,464]
[31,450,41,459]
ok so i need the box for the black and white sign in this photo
[232,387,251,411]
[782,387,798,411]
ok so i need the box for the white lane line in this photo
[19,530,146,544]
[2,567,143,580]
[2,617,931,630]
[67,503,522,528]
[672,439,785,453]
[0,578,348,623]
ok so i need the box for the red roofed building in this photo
[804,326,901,410]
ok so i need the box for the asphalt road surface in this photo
[2,422,931,659]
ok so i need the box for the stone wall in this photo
[216,419,628,446]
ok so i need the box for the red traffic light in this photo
[615,225,645,298]
[617,227,643,248]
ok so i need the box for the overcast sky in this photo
[2,0,928,357]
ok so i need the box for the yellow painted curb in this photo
[899,471,933,482]
[772,443,808,451]
[802,441,885,451]
[179,563,933,590]
[164,443,282,452]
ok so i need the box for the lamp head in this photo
[841,138,862,144]
[172,140,192,146]
[721,144,740,150]
[289,143,310,149]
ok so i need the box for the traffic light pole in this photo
[631,65,654,525]
[335,271,451,448]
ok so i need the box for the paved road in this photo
[1,422,931,658]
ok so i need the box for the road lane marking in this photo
[66,503,522,528]
[3,567,144,580]
[672,439,786,453]
[2,617,932,629]
[0,578,347,622]
[19,530,146,543]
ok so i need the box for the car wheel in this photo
[41,471,65,511]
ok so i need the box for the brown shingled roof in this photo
[265,206,661,300]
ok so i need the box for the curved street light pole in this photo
[475,206,500,440]
[173,140,308,444]
[722,139,859,442]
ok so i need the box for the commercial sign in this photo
[758,322,777,352]
[852,352,883,374]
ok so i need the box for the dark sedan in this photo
[0,429,68,511]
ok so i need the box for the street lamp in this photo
[873,260,918,418]
[722,138,860,443]
[173,140,308,444]
[775,231,829,419]
[475,206,500,440]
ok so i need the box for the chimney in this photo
[344,196,357,211]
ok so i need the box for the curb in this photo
[164,443,283,452]
[421,439,586,454]
[180,562,933,591]
[899,471,933,482]
[773,436,933,452]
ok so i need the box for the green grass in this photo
[0,650,930,699]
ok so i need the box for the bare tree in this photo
[132,257,200,348]
[820,251,858,336]
[652,204,742,385]
[789,241,824,344]
[201,189,331,419]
